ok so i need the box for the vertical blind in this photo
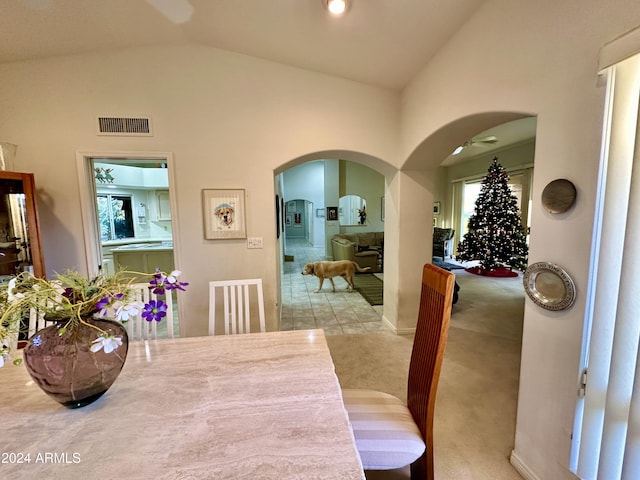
[575,53,640,480]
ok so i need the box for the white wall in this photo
[400,0,640,478]
[0,45,401,337]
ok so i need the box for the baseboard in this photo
[396,327,416,336]
[510,451,581,480]
[381,315,396,332]
[510,451,541,480]
[381,315,416,336]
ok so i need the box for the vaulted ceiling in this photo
[0,0,486,91]
[0,0,536,154]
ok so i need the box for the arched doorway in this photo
[274,152,393,334]
[401,111,537,475]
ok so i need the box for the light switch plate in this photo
[247,237,263,249]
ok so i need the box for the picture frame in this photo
[326,206,338,221]
[433,201,441,216]
[202,189,247,239]
[316,208,325,218]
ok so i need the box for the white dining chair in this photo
[28,302,48,337]
[208,278,266,335]
[127,283,175,340]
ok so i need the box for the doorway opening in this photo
[76,151,182,336]
[277,157,387,333]
[90,158,174,276]
[284,199,313,243]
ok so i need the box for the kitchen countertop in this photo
[111,242,173,252]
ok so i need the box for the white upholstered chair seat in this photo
[342,389,425,470]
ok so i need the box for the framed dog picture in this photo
[202,189,247,239]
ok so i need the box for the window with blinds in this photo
[572,51,640,480]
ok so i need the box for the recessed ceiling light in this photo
[324,0,350,16]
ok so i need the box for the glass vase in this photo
[22,317,129,409]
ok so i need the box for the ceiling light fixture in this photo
[324,0,349,16]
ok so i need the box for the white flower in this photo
[115,300,144,321]
[0,341,12,368]
[7,278,25,303]
[90,335,123,354]
[50,280,65,295]
[167,270,182,283]
[50,281,66,304]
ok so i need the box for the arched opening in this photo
[402,111,537,476]
[274,151,393,334]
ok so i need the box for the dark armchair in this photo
[433,227,455,259]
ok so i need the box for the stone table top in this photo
[0,329,365,479]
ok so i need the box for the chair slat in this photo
[127,283,176,341]
[209,279,266,335]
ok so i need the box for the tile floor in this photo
[279,237,392,335]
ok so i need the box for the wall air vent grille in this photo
[97,116,153,136]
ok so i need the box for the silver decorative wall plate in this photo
[523,262,576,311]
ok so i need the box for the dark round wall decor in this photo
[541,179,577,214]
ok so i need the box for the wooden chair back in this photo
[208,278,266,335]
[407,263,455,479]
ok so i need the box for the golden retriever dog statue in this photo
[302,260,371,293]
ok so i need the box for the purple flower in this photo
[148,268,188,294]
[94,296,111,311]
[95,292,124,316]
[141,300,168,323]
[149,268,167,295]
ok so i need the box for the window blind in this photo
[574,53,640,480]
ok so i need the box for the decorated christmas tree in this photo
[456,157,528,274]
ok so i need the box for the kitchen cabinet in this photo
[156,191,171,220]
[0,171,45,279]
[112,244,174,279]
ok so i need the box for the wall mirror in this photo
[339,195,366,225]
